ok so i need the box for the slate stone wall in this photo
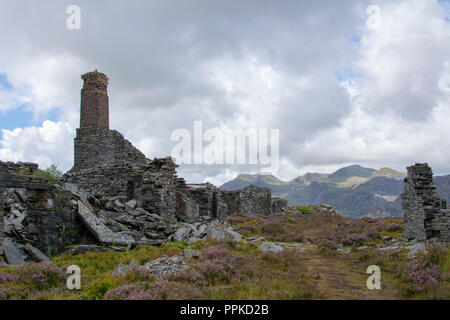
[271,197,288,213]
[64,157,181,220]
[401,163,450,243]
[239,185,272,215]
[0,161,87,256]
[73,128,147,170]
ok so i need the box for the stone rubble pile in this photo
[0,161,254,266]
[112,249,201,278]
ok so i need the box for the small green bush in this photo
[297,205,314,215]
[33,164,63,184]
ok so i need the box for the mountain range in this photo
[220,164,450,218]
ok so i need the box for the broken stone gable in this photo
[401,163,450,243]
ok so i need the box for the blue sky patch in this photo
[0,73,12,90]
[0,71,62,140]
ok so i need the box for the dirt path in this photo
[299,248,401,299]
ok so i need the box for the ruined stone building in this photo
[401,163,450,243]
[0,71,287,264]
[64,70,286,221]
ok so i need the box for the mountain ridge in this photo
[220,165,450,218]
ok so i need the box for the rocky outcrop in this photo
[401,163,450,243]
[0,161,89,262]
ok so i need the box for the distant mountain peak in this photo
[373,167,406,177]
[328,164,376,182]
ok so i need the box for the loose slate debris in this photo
[77,200,135,247]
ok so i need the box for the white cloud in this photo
[0,0,449,184]
[0,120,74,171]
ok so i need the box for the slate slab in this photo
[24,243,50,262]
[3,238,25,266]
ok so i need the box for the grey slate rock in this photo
[125,199,138,209]
[77,200,135,247]
[258,242,284,253]
[112,260,140,277]
[3,238,25,266]
[182,249,201,259]
[224,228,242,240]
[206,223,227,240]
[143,255,187,277]
[24,243,50,262]
[173,225,194,241]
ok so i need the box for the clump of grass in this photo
[160,240,188,252]
[296,205,314,215]
[228,214,305,242]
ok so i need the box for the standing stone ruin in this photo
[64,70,286,220]
[0,70,287,264]
[401,163,450,243]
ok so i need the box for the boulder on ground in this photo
[258,242,284,253]
[112,260,140,277]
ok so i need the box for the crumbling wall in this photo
[239,185,272,215]
[73,128,147,170]
[401,163,450,243]
[0,161,88,256]
[217,190,240,218]
[179,184,277,218]
[64,157,182,220]
[272,197,288,213]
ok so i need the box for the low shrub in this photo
[15,262,66,291]
[386,223,402,232]
[297,206,314,215]
[105,280,203,300]
[401,260,440,295]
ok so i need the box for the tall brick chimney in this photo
[80,70,109,129]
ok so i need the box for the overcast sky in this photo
[0,0,449,185]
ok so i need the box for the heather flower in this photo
[169,270,207,286]
[402,260,440,293]
[16,262,66,290]
[105,283,150,300]
[0,272,18,284]
[105,280,202,300]
[386,223,402,232]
